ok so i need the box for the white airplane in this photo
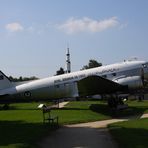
[0,59,148,108]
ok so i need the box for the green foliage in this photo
[55,67,65,75]
[9,76,38,82]
[81,59,102,70]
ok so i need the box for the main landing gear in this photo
[107,95,128,110]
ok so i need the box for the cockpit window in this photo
[112,73,116,76]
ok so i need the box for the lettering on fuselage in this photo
[54,74,86,84]
[54,68,119,84]
[95,68,119,75]
[53,67,120,85]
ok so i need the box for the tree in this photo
[81,59,102,70]
[56,67,65,75]
[9,76,38,82]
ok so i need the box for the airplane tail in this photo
[0,71,12,90]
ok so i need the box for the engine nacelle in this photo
[114,76,143,89]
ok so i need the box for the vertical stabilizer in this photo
[0,71,12,90]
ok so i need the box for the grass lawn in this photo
[108,100,148,148]
[52,101,112,124]
[0,103,52,148]
[0,100,147,147]
[127,100,148,114]
[53,100,148,125]
[0,100,111,148]
[108,118,148,148]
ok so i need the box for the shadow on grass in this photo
[0,120,53,148]
[59,107,89,111]
[109,127,148,148]
[0,104,40,111]
[89,103,147,118]
[0,107,39,111]
[90,104,113,116]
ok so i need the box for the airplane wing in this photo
[77,75,128,96]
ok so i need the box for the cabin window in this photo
[112,73,116,76]
[55,85,60,88]
[64,83,70,87]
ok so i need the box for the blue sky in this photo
[0,0,148,78]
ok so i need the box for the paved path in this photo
[66,113,148,129]
[39,127,117,148]
[141,113,148,118]
[66,119,128,129]
[51,101,69,109]
[58,101,69,108]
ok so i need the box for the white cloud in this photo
[58,17,119,34]
[119,22,128,30]
[5,22,24,32]
[27,26,35,32]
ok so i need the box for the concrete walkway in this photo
[66,113,148,128]
[58,101,69,108]
[141,113,148,118]
[40,127,117,148]
[50,101,69,109]
[66,118,128,129]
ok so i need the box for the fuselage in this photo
[1,60,148,102]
